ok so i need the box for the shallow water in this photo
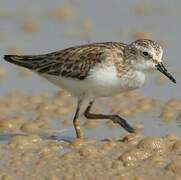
[0,0,181,179]
[0,0,180,137]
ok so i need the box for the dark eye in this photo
[142,51,149,56]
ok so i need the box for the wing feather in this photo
[4,42,125,80]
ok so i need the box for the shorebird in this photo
[4,39,176,138]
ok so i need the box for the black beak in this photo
[155,62,176,83]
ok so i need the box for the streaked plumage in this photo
[4,42,126,80]
[4,39,176,138]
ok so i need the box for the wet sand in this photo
[0,0,180,179]
[0,133,180,180]
[0,90,180,180]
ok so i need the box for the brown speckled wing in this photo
[4,42,126,80]
[42,45,108,80]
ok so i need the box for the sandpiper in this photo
[4,39,176,138]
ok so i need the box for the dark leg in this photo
[84,101,135,133]
[73,99,83,138]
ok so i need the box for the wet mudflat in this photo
[0,133,180,180]
[0,0,181,179]
[0,90,180,180]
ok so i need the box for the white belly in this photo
[41,74,123,98]
[41,66,145,98]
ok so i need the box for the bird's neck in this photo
[120,69,146,90]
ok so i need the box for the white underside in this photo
[41,65,146,100]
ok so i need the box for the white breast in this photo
[41,65,121,97]
[87,65,124,96]
[40,66,146,98]
[119,70,146,90]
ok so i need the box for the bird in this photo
[4,39,176,138]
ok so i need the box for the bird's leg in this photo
[84,101,135,133]
[73,99,83,138]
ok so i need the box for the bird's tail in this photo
[4,54,46,70]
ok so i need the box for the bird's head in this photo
[125,39,176,83]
